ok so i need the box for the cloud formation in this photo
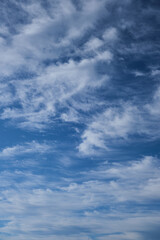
[0,141,52,158]
[0,0,159,239]
[0,156,159,239]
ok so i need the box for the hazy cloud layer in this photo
[0,156,159,240]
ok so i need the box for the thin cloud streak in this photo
[0,141,53,158]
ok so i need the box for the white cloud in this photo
[0,141,52,158]
[151,69,160,76]
[78,93,160,155]
[0,0,115,130]
[0,55,110,129]
[78,104,142,155]
[0,83,14,107]
[133,71,145,77]
[103,27,118,41]
[85,37,103,51]
[84,156,160,202]
[95,50,113,61]
[0,0,109,77]
[61,108,79,122]
[0,1,159,239]
[146,86,160,117]
[0,156,159,239]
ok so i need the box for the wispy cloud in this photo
[0,51,112,129]
[0,0,159,239]
[78,104,141,154]
[0,156,159,239]
[146,87,160,117]
[78,98,160,155]
[0,0,117,130]
[82,156,160,202]
[0,141,52,158]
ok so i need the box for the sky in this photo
[0,0,160,239]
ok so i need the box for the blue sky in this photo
[0,0,160,239]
